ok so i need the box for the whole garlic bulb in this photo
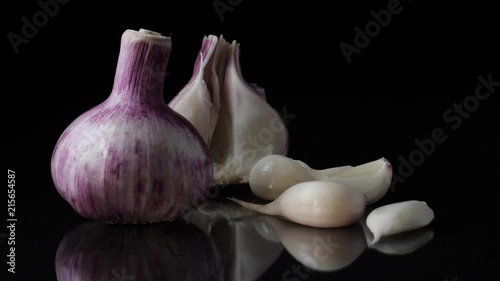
[51,29,213,224]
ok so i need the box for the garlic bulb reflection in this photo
[51,29,213,223]
[183,201,283,281]
[170,35,288,185]
[251,216,366,272]
[249,155,392,204]
[55,221,220,281]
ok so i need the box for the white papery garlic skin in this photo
[366,200,435,244]
[169,35,219,146]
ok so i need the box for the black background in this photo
[3,0,499,280]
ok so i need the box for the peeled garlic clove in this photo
[210,41,288,184]
[327,158,392,204]
[229,181,366,228]
[370,228,434,255]
[366,200,435,244]
[169,35,219,145]
[249,154,351,200]
[253,216,366,272]
[249,155,391,204]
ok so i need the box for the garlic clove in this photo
[366,200,435,244]
[169,35,219,145]
[229,181,367,228]
[360,211,434,254]
[249,216,366,272]
[210,41,289,184]
[249,154,351,200]
[249,155,391,204]
[326,158,393,204]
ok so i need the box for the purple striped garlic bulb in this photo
[51,29,213,224]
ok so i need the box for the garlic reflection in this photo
[366,200,435,243]
[55,221,220,281]
[360,213,434,255]
[250,216,366,272]
[184,201,283,281]
[370,228,434,255]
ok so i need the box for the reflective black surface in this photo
[4,157,499,280]
[4,0,498,280]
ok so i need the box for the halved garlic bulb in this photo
[170,36,288,185]
[169,35,219,145]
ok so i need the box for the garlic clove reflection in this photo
[249,216,366,272]
[184,201,283,281]
[370,228,435,255]
[182,200,258,236]
[366,200,435,244]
